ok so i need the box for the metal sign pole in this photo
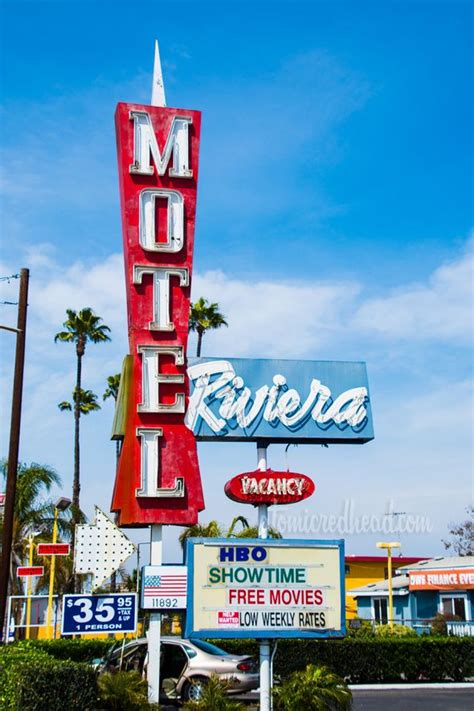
[257,442,271,711]
[147,524,162,703]
[146,41,166,706]
[46,506,59,637]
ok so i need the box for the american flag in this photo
[143,574,187,597]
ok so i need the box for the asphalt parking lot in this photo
[351,688,474,710]
[163,685,474,710]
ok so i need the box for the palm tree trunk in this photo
[196,330,203,357]
[73,351,82,512]
[72,349,82,592]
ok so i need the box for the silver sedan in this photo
[97,636,259,702]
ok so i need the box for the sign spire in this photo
[151,39,166,107]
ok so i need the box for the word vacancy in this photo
[111,104,204,526]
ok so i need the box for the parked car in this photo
[95,636,259,702]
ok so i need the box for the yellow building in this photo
[345,555,425,618]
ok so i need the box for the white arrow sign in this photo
[74,506,136,590]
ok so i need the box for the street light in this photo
[376,541,401,629]
[46,497,71,638]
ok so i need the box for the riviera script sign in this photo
[111,103,204,526]
[186,357,374,444]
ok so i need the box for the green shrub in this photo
[0,645,98,709]
[273,664,352,710]
[429,612,461,636]
[212,637,474,683]
[375,624,417,637]
[347,619,375,637]
[97,670,154,710]
[182,675,246,711]
[18,638,115,662]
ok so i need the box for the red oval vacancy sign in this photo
[224,469,315,506]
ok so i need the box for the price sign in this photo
[61,593,137,635]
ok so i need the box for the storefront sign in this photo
[409,568,474,590]
[112,103,204,526]
[37,543,70,556]
[225,470,315,505]
[186,358,373,443]
[185,539,345,639]
[141,564,187,609]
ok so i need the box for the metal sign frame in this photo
[185,537,346,640]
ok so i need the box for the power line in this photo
[1,301,19,306]
[0,274,20,283]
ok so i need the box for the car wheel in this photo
[182,677,208,702]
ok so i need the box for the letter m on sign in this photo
[111,102,204,526]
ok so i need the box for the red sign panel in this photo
[111,103,204,526]
[218,611,240,626]
[37,543,70,556]
[409,568,474,590]
[224,469,315,506]
[17,566,44,577]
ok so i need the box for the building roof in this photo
[396,555,474,574]
[345,556,427,564]
[349,575,410,597]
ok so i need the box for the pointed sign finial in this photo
[151,39,166,107]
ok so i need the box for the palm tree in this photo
[183,674,246,710]
[179,520,224,549]
[0,460,63,594]
[58,387,101,415]
[189,297,228,357]
[103,373,121,462]
[54,308,110,518]
[273,664,352,711]
[179,517,281,550]
[227,515,281,540]
[98,671,149,709]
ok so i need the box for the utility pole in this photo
[0,268,29,641]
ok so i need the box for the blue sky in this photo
[1,1,472,563]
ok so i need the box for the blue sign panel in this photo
[185,538,346,640]
[185,357,373,443]
[61,593,137,635]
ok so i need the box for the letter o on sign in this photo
[252,547,267,562]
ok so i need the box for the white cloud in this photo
[353,241,474,344]
[1,240,472,557]
[191,270,360,358]
[33,252,126,334]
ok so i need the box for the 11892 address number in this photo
[152,598,178,608]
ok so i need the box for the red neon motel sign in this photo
[111,103,204,526]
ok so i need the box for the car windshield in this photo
[189,639,229,656]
